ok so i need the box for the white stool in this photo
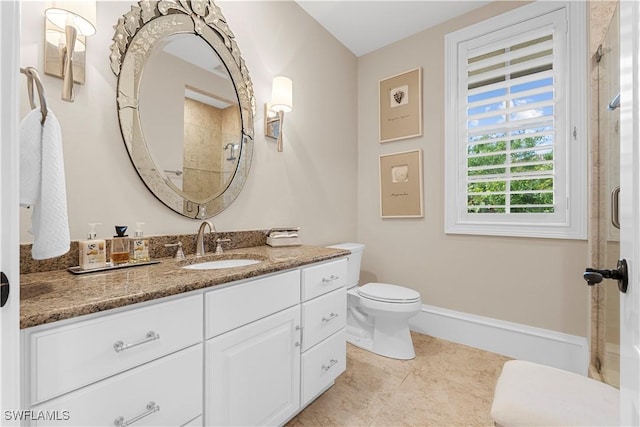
[491,360,619,426]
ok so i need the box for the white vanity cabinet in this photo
[22,294,204,427]
[204,259,348,426]
[300,260,348,406]
[204,271,301,426]
[22,256,349,427]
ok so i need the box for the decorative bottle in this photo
[130,222,150,263]
[110,225,130,265]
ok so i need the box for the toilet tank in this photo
[326,243,365,287]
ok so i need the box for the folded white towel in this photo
[20,108,70,260]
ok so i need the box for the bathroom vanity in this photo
[19,245,349,426]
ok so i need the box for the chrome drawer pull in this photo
[321,275,339,284]
[321,359,338,372]
[114,401,160,427]
[322,312,339,323]
[114,331,160,353]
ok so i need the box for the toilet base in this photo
[346,321,416,360]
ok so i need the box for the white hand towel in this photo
[20,109,71,260]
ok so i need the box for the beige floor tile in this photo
[288,332,510,427]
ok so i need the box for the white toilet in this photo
[328,243,421,360]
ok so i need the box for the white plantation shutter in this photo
[444,3,587,239]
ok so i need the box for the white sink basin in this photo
[182,259,263,270]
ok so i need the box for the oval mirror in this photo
[110,0,255,219]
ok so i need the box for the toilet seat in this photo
[358,283,420,304]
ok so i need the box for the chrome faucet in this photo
[195,221,215,257]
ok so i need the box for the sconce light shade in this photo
[45,1,96,36]
[270,76,293,113]
[44,1,96,102]
[265,76,293,152]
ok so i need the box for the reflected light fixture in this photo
[264,76,293,152]
[44,1,97,102]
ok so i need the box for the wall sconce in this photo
[44,1,96,102]
[264,76,293,152]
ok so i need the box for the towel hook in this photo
[20,67,48,125]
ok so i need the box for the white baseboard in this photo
[409,304,589,375]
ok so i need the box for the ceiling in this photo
[295,1,490,57]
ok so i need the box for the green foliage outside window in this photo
[466,136,554,213]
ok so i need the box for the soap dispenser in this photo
[110,225,130,265]
[130,222,150,263]
[79,223,106,270]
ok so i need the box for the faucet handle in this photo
[215,238,231,254]
[164,241,185,261]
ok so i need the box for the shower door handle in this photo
[611,186,620,229]
[583,259,628,293]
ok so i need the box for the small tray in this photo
[67,260,160,275]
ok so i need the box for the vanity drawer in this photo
[205,270,300,339]
[29,295,202,405]
[302,287,346,351]
[31,344,203,427]
[301,328,346,407]
[301,258,347,301]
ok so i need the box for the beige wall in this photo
[356,2,589,336]
[19,1,358,245]
[19,1,590,337]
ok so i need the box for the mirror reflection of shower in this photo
[224,143,238,161]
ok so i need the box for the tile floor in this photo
[288,332,511,426]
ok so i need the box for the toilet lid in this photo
[358,283,421,303]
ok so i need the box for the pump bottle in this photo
[79,223,106,270]
[130,222,150,263]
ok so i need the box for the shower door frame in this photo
[619,0,640,422]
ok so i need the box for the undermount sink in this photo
[182,258,263,270]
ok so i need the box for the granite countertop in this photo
[20,245,350,329]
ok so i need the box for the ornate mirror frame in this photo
[110,0,255,219]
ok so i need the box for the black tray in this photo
[67,260,160,275]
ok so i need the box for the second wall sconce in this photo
[265,76,293,152]
[44,1,97,102]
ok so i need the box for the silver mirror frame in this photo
[110,0,255,219]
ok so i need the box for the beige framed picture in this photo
[379,149,423,218]
[379,68,422,143]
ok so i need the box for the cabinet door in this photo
[206,305,301,426]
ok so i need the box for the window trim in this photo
[444,1,587,239]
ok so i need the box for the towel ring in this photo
[20,67,48,125]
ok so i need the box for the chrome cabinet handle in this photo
[295,325,302,347]
[321,275,339,284]
[114,331,160,353]
[321,359,338,372]
[114,401,160,427]
[611,186,620,229]
[322,312,339,323]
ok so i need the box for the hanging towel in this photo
[20,108,70,260]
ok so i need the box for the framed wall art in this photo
[378,67,422,143]
[379,149,423,218]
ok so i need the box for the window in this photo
[444,2,587,239]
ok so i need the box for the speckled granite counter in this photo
[20,245,349,329]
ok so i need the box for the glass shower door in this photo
[596,5,620,388]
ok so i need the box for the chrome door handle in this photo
[611,186,620,229]
[322,312,339,323]
[114,331,160,353]
[321,359,338,372]
[322,275,339,284]
[114,401,160,427]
